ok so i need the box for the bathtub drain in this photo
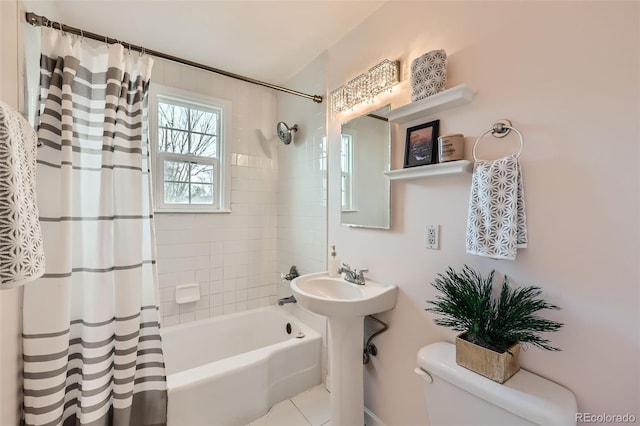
[286,323,292,334]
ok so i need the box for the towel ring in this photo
[473,120,524,161]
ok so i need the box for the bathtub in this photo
[162,306,322,426]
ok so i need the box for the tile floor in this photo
[246,384,331,426]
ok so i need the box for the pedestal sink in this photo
[290,272,397,426]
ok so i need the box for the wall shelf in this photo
[384,160,473,181]
[383,84,477,124]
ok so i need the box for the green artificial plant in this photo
[426,265,564,353]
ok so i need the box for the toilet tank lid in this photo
[417,342,577,426]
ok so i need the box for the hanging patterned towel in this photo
[466,155,527,260]
[0,101,45,288]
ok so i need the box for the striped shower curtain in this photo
[22,28,167,425]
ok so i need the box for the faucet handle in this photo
[354,268,368,285]
[356,268,368,280]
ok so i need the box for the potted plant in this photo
[426,266,563,383]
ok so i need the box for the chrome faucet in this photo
[337,263,368,285]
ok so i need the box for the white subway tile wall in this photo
[276,56,327,292]
[275,56,329,383]
[153,59,279,325]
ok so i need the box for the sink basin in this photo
[290,272,397,317]
[291,272,398,425]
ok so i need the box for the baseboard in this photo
[320,382,385,426]
[364,407,386,426]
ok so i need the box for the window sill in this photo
[154,209,232,214]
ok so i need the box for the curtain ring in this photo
[105,36,109,48]
[80,29,84,43]
[140,46,145,57]
[128,43,132,55]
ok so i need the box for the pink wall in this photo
[326,2,639,425]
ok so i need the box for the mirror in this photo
[340,105,391,229]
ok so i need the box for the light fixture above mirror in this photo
[330,59,399,116]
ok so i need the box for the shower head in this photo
[277,122,298,145]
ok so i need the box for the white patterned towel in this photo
[466,155,527,260]
[0,101,45,288]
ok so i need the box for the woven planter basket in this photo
[455,333,521,384]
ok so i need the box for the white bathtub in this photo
[162,306,322,426]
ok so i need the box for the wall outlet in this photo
[425,225,440,249]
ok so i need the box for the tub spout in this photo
[278,295,297,306]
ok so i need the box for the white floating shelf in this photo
[383,84,477,124]
[384,160,473,181]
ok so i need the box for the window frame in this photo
[149,83,232,213]
[340,131,357,213]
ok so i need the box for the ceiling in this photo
[33,0,386,86]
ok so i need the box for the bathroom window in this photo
[150,84,231,212]
[341,133,355,211]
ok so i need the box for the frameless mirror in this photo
[340,105,391,229]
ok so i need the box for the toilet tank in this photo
[416,342,577,426]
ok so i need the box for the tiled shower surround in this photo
[155,155,279,326]
[152,58,281,326]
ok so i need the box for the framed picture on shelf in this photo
[403,119,440,168]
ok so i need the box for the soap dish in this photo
[175,283,200,304]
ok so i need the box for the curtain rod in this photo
[25,12,323,104]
